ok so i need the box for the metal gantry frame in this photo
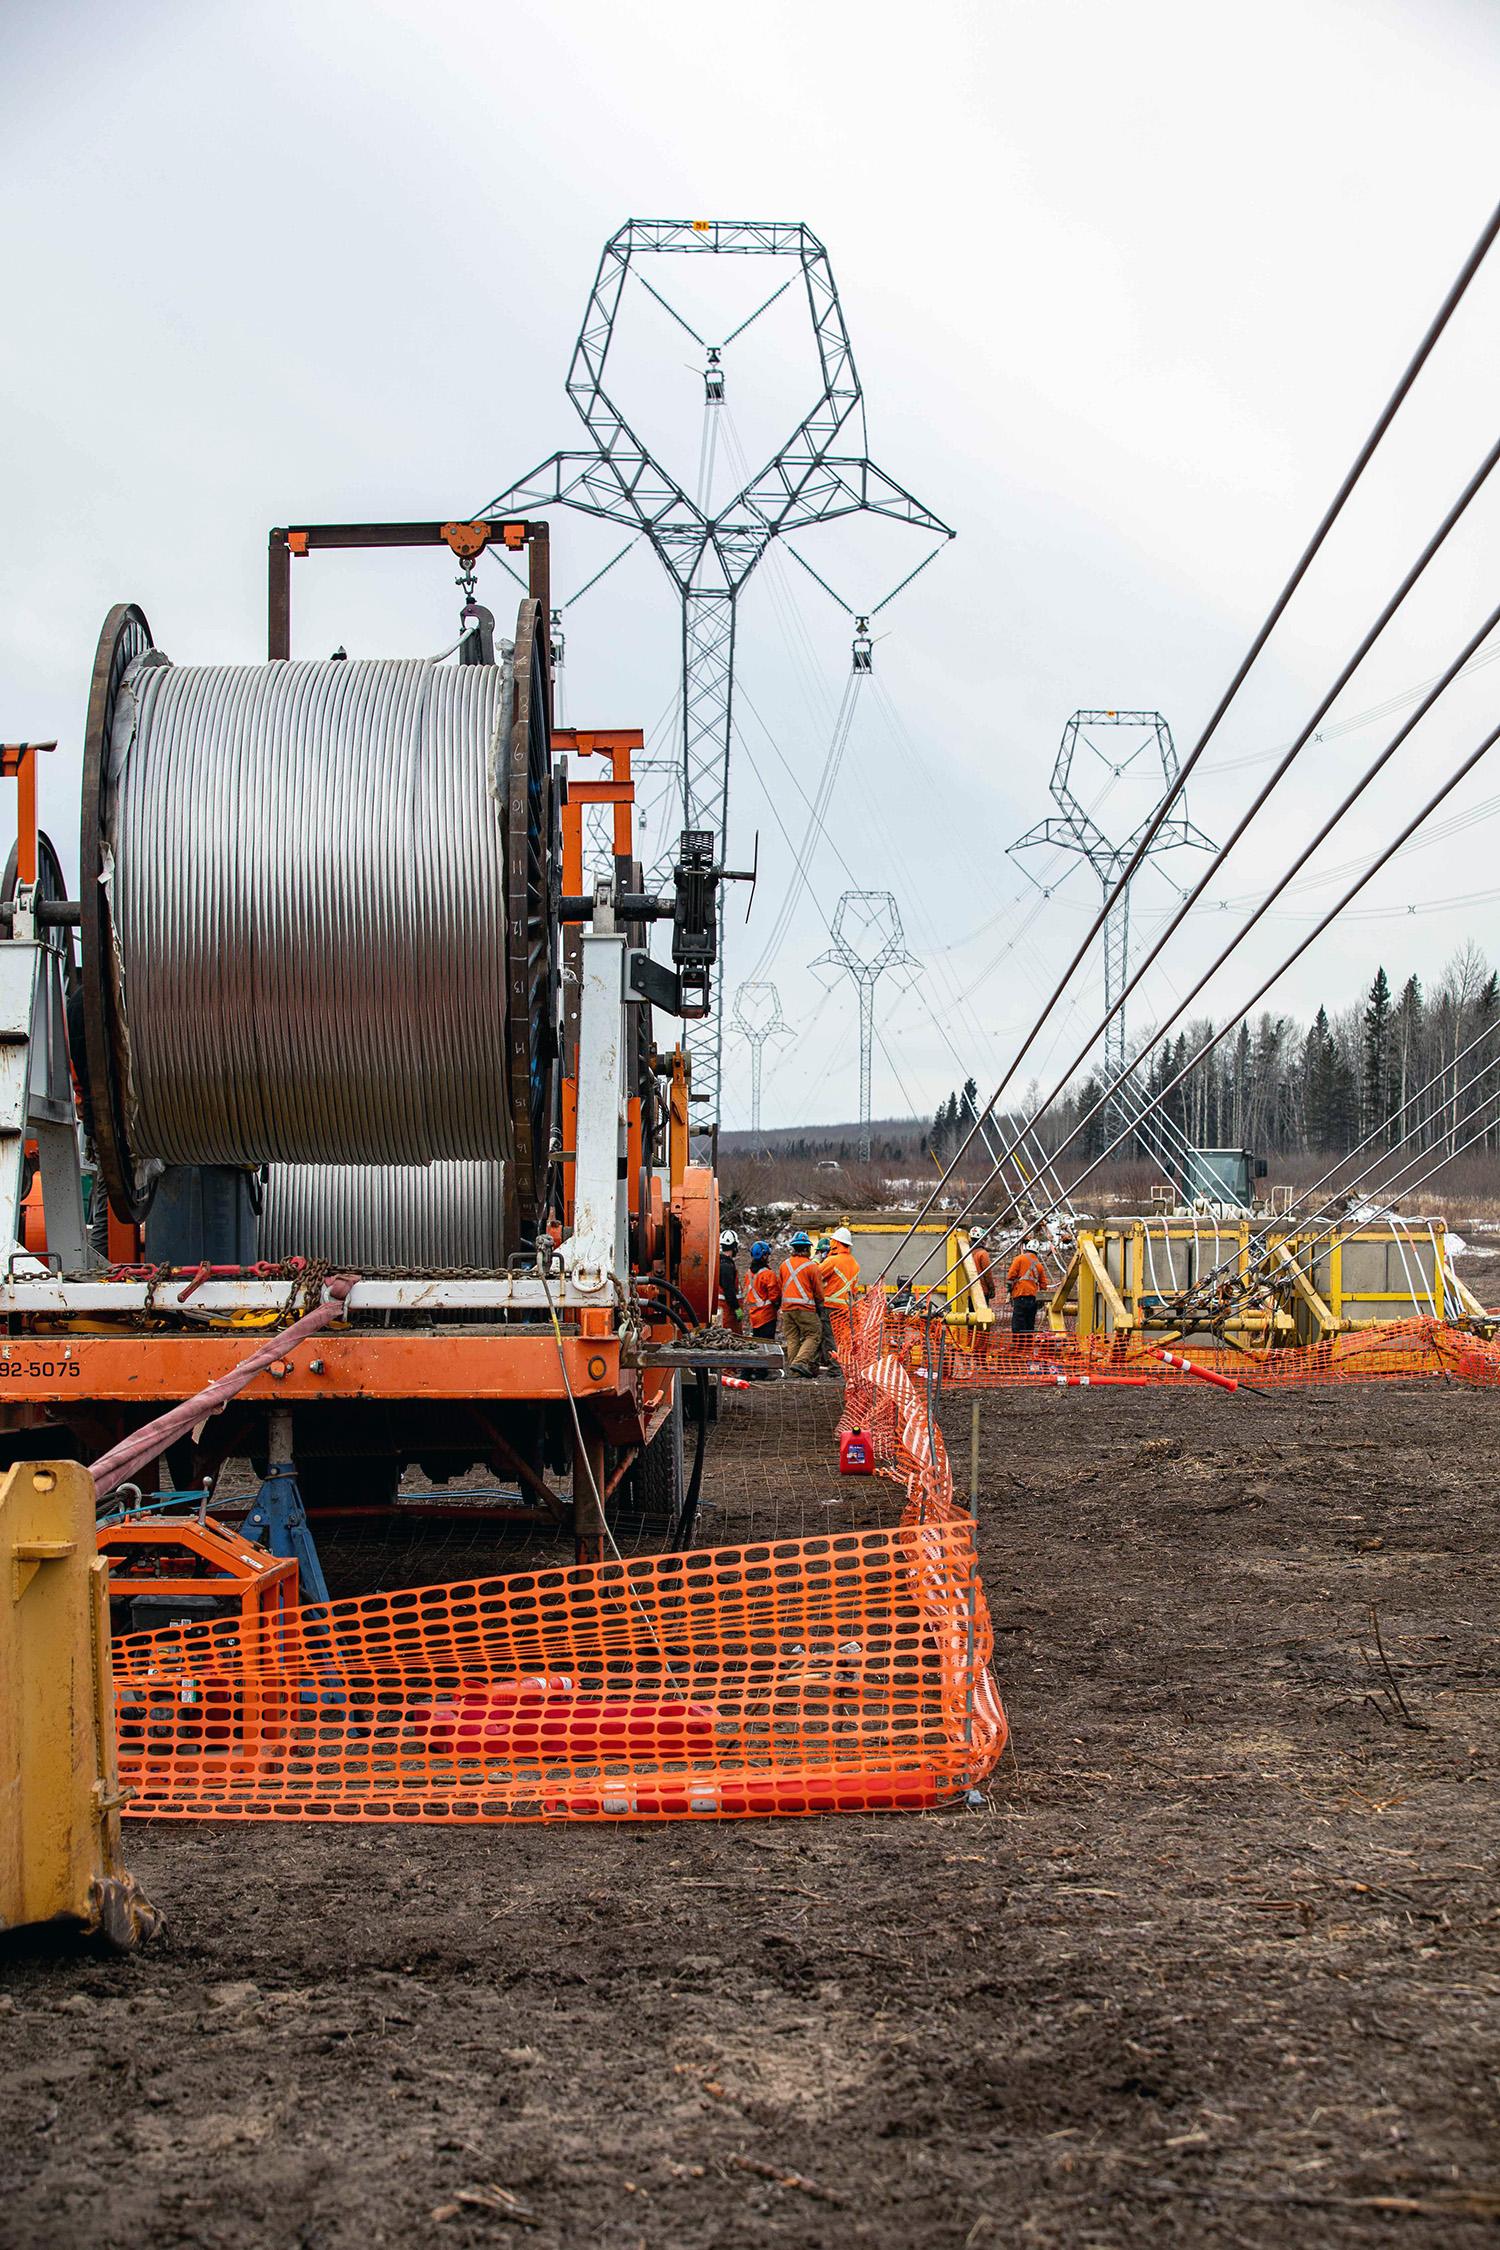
[1010,710,1216,1087]
[476,218,952,1120]
[812,892,916,1162]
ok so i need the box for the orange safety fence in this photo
[114,1314,1005,1824]
[843,1300,1500,1392]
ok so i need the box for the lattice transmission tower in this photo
[732,982,793,1136]
[477,218,951,1120]
[812,893,917,1162]
[1009,710,1216,1083]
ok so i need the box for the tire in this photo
[618,1387,685,1542]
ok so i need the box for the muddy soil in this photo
[2,1371,1497,2248]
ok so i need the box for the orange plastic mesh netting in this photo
[842,1302,1500,1391]
[115,1307,1005,1824]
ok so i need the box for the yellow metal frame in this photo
[1,1462,158,1944]
[1061,1218,1455,1345]
[844,1224,994,1328]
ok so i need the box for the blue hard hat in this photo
[750,1239,771,1259]
[790,1229,812,1250]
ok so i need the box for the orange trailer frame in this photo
[0,703,719,1563]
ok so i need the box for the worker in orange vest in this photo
[819,1225,860,1315]
[743,1240,781,1340]
[968,1226,997,1308]
[1006,1239,1050,1338]
[814,1225,860,1376]
[777,1230,825,1377]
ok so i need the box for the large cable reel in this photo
[79,597,558,1255]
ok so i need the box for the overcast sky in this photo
[3,0,1497,1133]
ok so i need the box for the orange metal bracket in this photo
[667,1052,690,1193]
[0,741,56,888]
[552,729,643,864]
[553,728,645,1226]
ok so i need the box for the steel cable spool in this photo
[260,1162,507,1270]
[80,600,557,1249]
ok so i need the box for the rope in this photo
[106,654,517,1169]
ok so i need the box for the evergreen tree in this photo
[1303,1008,1338,1149]
[1394,974,1423,1126]
[1361,967,1392,1144]
[1232,1022,1252,1142]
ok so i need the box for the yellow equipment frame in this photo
[1051,1217,1472,1345]
[0,1461,158,1944]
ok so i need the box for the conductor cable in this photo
[883,197,1500,1274]
[995,709,1500,1260]
[1185,1016,1500,1307]
[920,598,1500,1288]
[106,655,518,1169]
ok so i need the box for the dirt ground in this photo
[3,1339,1498,2247]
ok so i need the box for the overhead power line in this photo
[879,194,1500,1279]
[914,671,1500,1314]
[1014,704,1500,1248]
[954,589,1500,1252]
[1185,1022,1500,1313]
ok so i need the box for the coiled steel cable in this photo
[106,655,515,1168]
[260,1162,507,1270]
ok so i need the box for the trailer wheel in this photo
[618,1388,686,1545]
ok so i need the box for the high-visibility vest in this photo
[745,1266,781,1327]
[818,1248,860,1307]
[778,1254,823,1309]
[1007,1251,1049,1298]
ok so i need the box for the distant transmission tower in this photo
[478,219,951,1120]
[1009,710,1215,1081]
[812,893,917,1162]
[732,982,793,1134]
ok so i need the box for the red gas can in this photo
[839,1429,874,1475]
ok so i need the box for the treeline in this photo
[930,1078,980,1161]
[743,1133,915,1163]
[1053,945,1500,1161]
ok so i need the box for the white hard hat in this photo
[832,1226,854,1248]
[720,1229,739,1249]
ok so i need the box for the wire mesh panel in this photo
[852,1301,1500,1391]
[114,1306,1006,1824]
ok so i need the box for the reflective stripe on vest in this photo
[820,1250,859,1306]
[779,1255,820,1308]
